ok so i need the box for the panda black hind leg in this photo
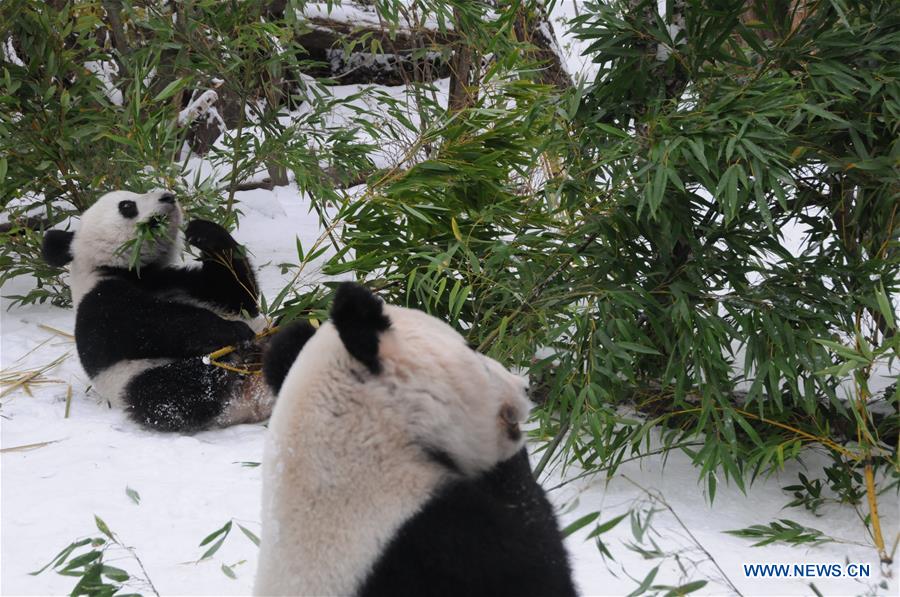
[124,355,272,432]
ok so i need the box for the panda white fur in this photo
[255,283,576,597]
[41,189,274,431]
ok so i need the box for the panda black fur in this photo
[255,283,576,597]
[42,189,274,432]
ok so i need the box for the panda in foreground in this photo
[41,189,273,432]
[254,283,576,597]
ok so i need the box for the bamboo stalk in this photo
[659,405,861,461]
[734,408,861,461]
[64,385,73,418]
[205,327,280,362]
[38,324,75,340]
[0,353,70,398]
[864,459,889,563]
[1,370,43,396]
[1,439,63,453]
[207,361,258,376]
[12,336,55,363]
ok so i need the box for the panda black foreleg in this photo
[358,449,576,597]
[183,219,260,316]
[123,357,243,432]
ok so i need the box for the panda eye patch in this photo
[118,200,138,219]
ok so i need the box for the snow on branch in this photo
[177,90,221,128]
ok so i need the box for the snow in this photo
[2,37,25,67]
[550,445,897,596]
[2,185,896,596]
[300,1,456,32]
[84,61,124,107]
[2,6,898,596]
[549,0,601,83]
[177,91,221,128]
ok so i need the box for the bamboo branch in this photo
[205,327,281,363]
[864,459,890,563]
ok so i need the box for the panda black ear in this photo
[262,321,318,394]
[42,230,75,267]
[330,283,390,374]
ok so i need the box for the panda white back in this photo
[255,284,574,597]
[258,323,449,595]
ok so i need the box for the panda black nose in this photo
[159,192,176,204]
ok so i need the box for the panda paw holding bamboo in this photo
[41,189,274,432]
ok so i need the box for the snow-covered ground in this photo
[2,185,896,596]
[2,2,898,593]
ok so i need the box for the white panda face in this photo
[276,285,533,479]
[72,189,182,273]
[377,304,533,475]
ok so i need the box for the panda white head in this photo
[268,283,533,477]
[42,190,182,302]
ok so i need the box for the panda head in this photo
[42,189,182,273]
[266,283,532,477]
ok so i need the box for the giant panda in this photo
[254,283,576,597]
[41,189,274,432]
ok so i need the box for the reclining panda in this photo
[41,189,273,432]
[255,283,576,597]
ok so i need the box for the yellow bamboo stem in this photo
[864,460,888,562]
[207,345,237,361]
[662,405,861,461]
[205,326,280,362]
[0,370,43,398]
[207,361,258,376]
[733,408,860,461]
[38,324,75,340]
[64,385,73,418]
[0,439,63,453]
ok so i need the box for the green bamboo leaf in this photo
[29,539,94,575]
[664,580,708,596]
[201,535,228,560]
[238,524,260,547]
[874,284,896,330]
[94,516,114,541]
[586,512,628,539]
[561,512,600,538]
[617,341,661,355]
[153,77,188,102]
[627,565,659,597]
[101,565,130,582]
[199,520,232,547]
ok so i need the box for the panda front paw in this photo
[207,321,256,352]
[185,219,239,253]
[230,320,256,344]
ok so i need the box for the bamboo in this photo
[648,405,861,462]
[37,324,75,340]
[864,459,888,563]
[0,439,63,453]
[0,353,69,398]
[205,327,280,362]
[64,385,73,418]
[207,361,258,376]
